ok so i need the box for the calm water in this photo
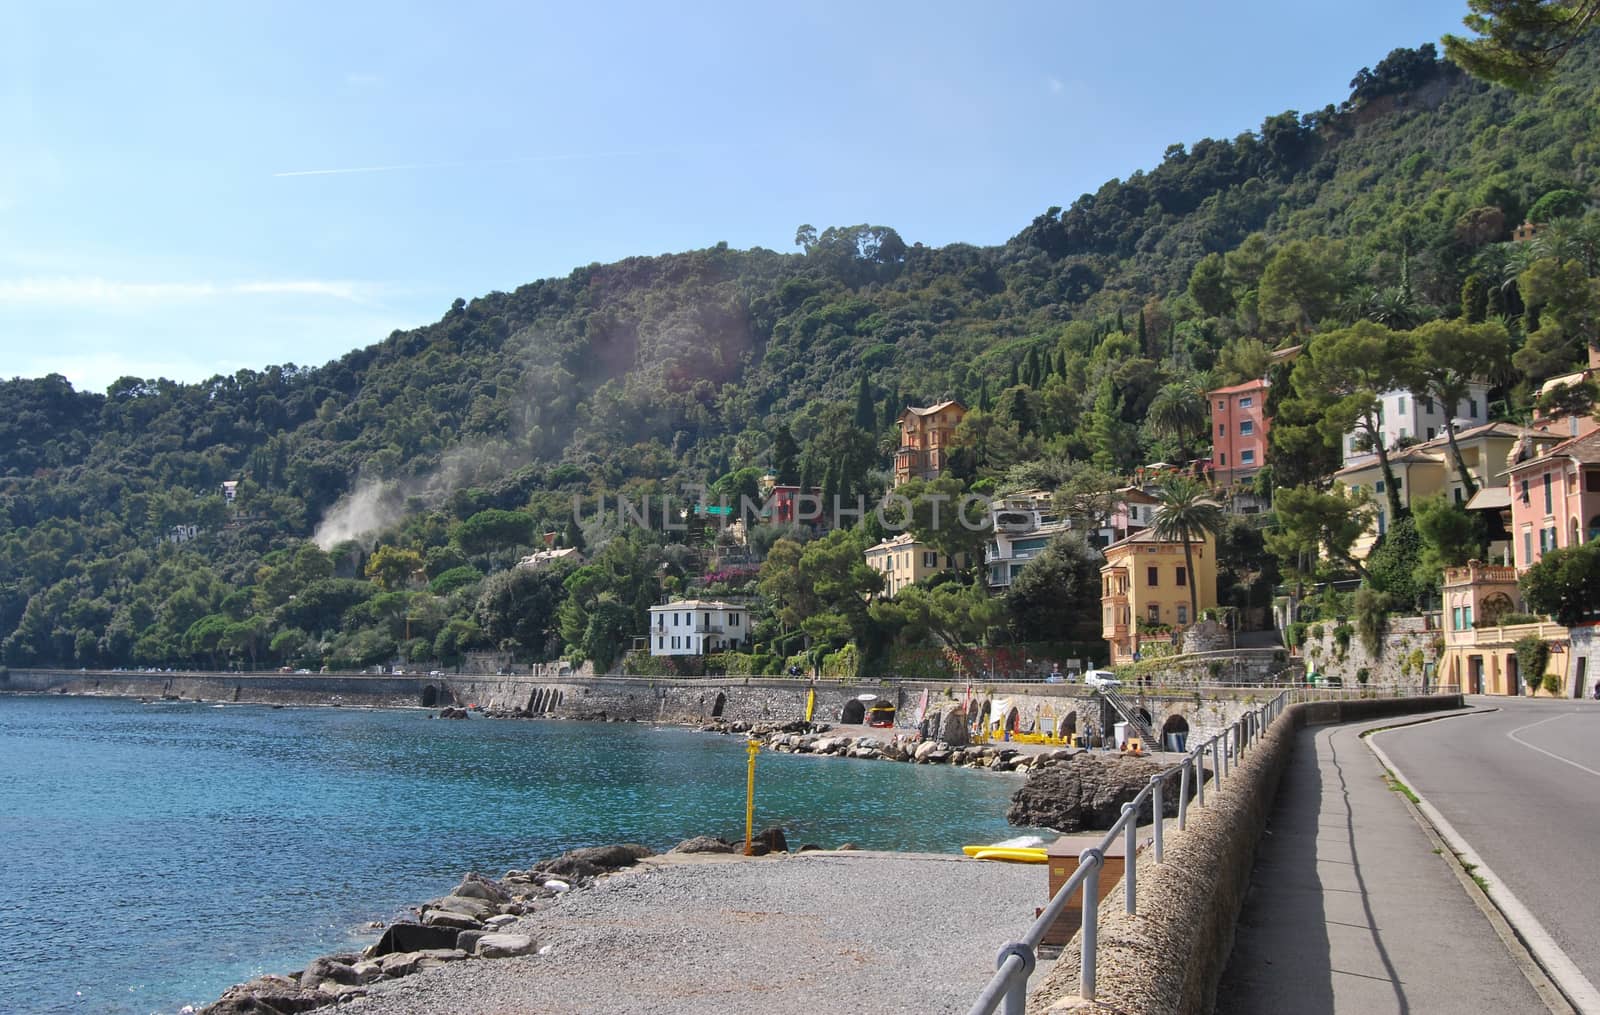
[0,696,1037,1014]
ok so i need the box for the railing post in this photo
[1080,849,1102,1000]
[1213,735,1224,785]
[1123,802,1137,914]
[1178,757,1191,828]
[1150,773,1164,862]
[1196,748,1206,806]
[994,942,1036,1015]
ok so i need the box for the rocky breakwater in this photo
[196,844,656,1014]
[1006,751,1209,831]
[733,720,1047,774]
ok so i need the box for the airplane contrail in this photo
[273,149,698,178]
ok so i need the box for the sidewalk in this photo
[1213,717,1552,1014]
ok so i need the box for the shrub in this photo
[1333,624,1354,657]
[1497,612,1542,626]
[1514,636,1550,696]
[1286,621,1308,649]
[1356,666,1371,685]
[1543,671,1563,696]
[1354,587,1394,658]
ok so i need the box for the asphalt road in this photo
[1376,698,1600,993]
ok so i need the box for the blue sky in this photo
[3,0,1474,392]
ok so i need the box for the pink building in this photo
[1506,429,1600,571]
[1207,378,1270,487]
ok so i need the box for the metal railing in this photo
[968,690,1291,1015]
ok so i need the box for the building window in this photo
[657,637,664,649]
[1454,487,1464,503]
[1147,566,1159,586]
[1147,604,1161,624]
[1239,396,1253,408]
[1451,606,1462,631]
[1421,396,1434,413]
[1469,399,1479,418]
[1240,420,1254,435]
[923,551,938,568]
[1544,473,1553,514]
[1218,424,1226,437]
[1177,605,1188,625]
[1523,530,1534,565]
[1427,427,1435,439]
[1219,453,1227,466]
[1463,605,1473,628]
[1588,471,1600,493]
[1521,478,1531,504]
[730,614,740,627]
[1217,400,1225,411]
[1241,450,1255,465]
[1375,480,1386,493]
[1398,396,1407,413]
[1176,566,1187,586]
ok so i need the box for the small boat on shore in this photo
[967,847,1047,863]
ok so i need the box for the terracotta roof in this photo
[1208,378,1270,396]
[1546,428,1600,464]
[1103,527,1209,551]
[902,400,966,417]
[1335,449,1446,476]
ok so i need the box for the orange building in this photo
[1207,378,1270,488]
[893,400,966,487]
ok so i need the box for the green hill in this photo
[3,39,1598,673]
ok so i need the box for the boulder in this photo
[414,948,470,971]
[531,855,603,880]
[453,872,510,904]
[200,974,325,1014]
[438,707,469,720]
[365,922,461,958]
[421,908,481,931]
[426,894,498,920]
[752,826,788,853]
[298,956,362,990]
[564,843,655,869]
[669,835,736,854]
[484,914,518,929]
[455,929,487,954]
[1006,753,1187,831]
[475,933,538,958]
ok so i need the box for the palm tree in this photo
[1153,477,1225,625]
[1147,380,1208,460]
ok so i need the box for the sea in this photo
[0,695,1041,1014]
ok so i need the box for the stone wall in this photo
[1028,694,1464,1015]
[1569,624,1599,699]
[1298,621,1441,687]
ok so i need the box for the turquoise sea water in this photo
[0,696,1039,1014]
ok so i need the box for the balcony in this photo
[1442,561,1518,586]
[1445,620,1567,650]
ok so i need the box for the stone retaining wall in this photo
[1028,693,1464,1015]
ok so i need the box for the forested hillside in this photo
[4,39,1599,674]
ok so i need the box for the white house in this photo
[986,493,1072,589]
[1342,384,1490,465]
[647,599,751,656]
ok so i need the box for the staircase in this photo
[1097,685,1156,744]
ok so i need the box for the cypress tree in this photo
[978,378,992,412]
[853,374,876,430]
[1008,359,1019,388]
[1136,309,1147,352]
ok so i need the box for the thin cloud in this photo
[0,277,370,307]
[273,148,702,178]
[1047,76,1065,95]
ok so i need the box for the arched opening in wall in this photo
[1062,710,1078,736]
[421,685,438,708]
[527,689,540,712]
[552,690,563,710]
[1137,707,1152,727]
[1002,706,1021,733]
[711,692,726,718]
[840,698,866,725]
[974,698,992,737]
[1160,714,1190,752]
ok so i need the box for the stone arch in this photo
[974,698,992,732]
[1001,705,1021,733]
[1061,710,1078,735]
[1160,713,1190,751]
[421,685,439,708]
[1481,593,1514,627]
[711,691,726,718]
[840,698,866,724]
[1137,707,1152,726]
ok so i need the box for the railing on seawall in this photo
[967,689,1291,1015]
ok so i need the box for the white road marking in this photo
[1506,713,1600,779]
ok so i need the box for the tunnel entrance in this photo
[711,691,726,718]
[421,685,439,708]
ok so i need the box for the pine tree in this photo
[977,377,992,412]
[1136,310,1147,352]
[880,385,900,433]
[853,374,876,431]
[562,515,587,552]
[1008,359,1019,388]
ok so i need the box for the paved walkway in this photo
[1214,717,1553,1014]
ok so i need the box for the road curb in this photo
[1365,716,1600,1014]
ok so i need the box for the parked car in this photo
[1083,670,1121,689]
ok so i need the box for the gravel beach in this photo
[347,850,1051,1015]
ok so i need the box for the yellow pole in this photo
[744,738,759,855]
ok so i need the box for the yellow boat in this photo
[962,844,1048,862]
[971,847,1048,864]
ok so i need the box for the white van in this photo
[1083,670,1121,689]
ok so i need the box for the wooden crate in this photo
[1040,833,1128,947]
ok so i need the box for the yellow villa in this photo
[864,532,970,598]
[1100,528,1218,665]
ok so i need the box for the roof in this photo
[865,532,923,552]
[902,400,966,418]
[649,599,747,612]
[1504,427,1600,476]
[1102,527,1210,553]
[1207,378,1270,396]
[1335,449,1446,477]
[1464,487,1511,512]
[1115,486,1160,503]
[1338,420,1542,478]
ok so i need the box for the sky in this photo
[2,0,1477,392]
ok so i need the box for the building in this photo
[865,532,969,597]
[892,400,966,487]
[1334,420,1539,557]
[985,493,1072,589]
[647,599,750,656]
[1438,561,1567,695]
[1341,384,1491,466]
[1099,528,1218,665]
[757,473,824,528]
[1505,428,1600,572]
[1208,378,1270,488]
[1528,346,1600,441]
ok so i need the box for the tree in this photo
[1291,321,1410,522]
[1405,318,1511,497]
[1152,477,1224,622]
[1214,338,1273,387]
[770,425,800,484]
[1514,256,1600,380]
[873,580,1005,651]
[1258,238,1346,335]
[476,566,567,658]
[1266,483,1376,581]
[1004,533,1103,642]
[365,544,426,591]
[453,509,536,557]
[1520,539,1600,626]
[1147,380,1208,458]
[1444,0,1600,90]
[853,374,877,431]
[757,530,882,656]
[1413,495,1483,590]
[887,475,989,576]
[1188,253,1233,317]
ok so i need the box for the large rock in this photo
[426,894,498,921]
[365,922,460,958]
[298,956,362,990]
[452,872,510,904]
[1006,753,1193,831]
[420,908,482,931]
[475,932,538,958]
[669,835,736,854]
[564,843,655,870]
[200,974,325,1014]
[752,826,788,853]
